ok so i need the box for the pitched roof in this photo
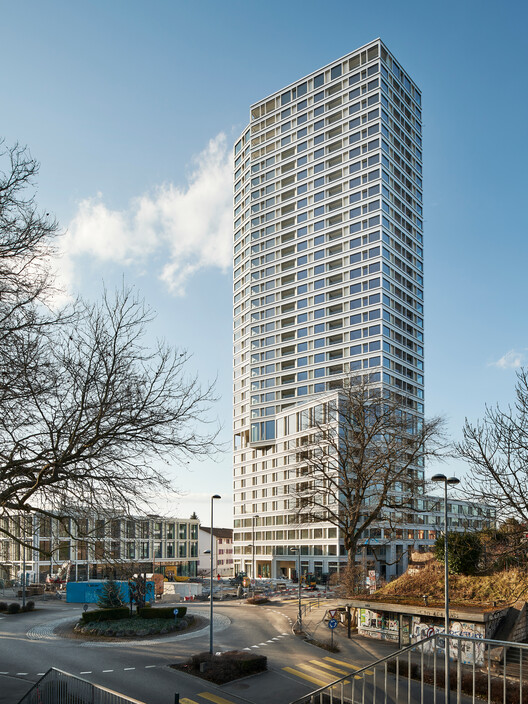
[200,526,232,539]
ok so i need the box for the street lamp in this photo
[252,515,259,595]
[289,547,302,632]
[209,494,221,654]
[431,474,460,704]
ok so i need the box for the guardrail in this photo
[18,668,146,704]
[289,633,528,704]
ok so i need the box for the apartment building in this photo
[231,40,490,582]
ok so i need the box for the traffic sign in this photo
[328,609,337,618]
[328,618,338,629]
[427,626,435,638]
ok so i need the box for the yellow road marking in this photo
[296,662,350,685]
[310,659,351,675]
[324,656,373,676]
[198,693,238,704]
[283,666,329,687]
[180,699,199,704]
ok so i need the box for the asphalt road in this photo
[0,597,333,704]
[0,596,411,704]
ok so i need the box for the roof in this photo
[347,598,510,621]
[200,527,232,539]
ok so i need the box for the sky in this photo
[2,0,527,526]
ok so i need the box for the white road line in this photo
[243,647,251,651]
[16,673,28,676]
[251,645,259,648]
[80,671,92,674]
[267,639,274,642]
[36,673,46,676]
[0,672,9,675]
[259,642,267,645]
[102,670,114,673]
[144,665,156,669]
[124,667,135,671]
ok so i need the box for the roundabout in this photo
[25,609,231,646]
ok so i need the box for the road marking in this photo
[259,642,267,645]
[324,656,374,676]
[36,673,46,676]
[180,699,199,704]
[16,673,29,676]
[0,672,9,675]
[80,671,92,674]
[243,647,251,651]
[266,639,274,642]
[251,645,259,648]
[296,663,350,685]
[283,667,328,687]
[124,667,135,671]
[145,665,157,668]
[199,693,238,704]
[102,669,114,673]
[311,659,350,675]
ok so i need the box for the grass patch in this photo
[370,563,528,608]
[74,614,193,637]
[304,637,340,653]
[173,650,267,684]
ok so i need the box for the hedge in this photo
[138,606,187,620]
[186,650,267,684]
[81,607,130,623]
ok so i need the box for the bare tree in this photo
[289,379,445,573]
[0,142,219,543]
[457,368,528,523]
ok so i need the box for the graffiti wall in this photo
[357,608,487,664]
[358,608,400,642]
[412,618,485,665]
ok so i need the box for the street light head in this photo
[212,494,221,500]
[446,477,460,486]
[431,474,447,482]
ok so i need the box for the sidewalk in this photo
[298,596,399,666]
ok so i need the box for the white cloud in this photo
[59,133,233,296]
[491,349,527,369]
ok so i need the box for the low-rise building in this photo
[198,527,234,578]
[0,512,199,583]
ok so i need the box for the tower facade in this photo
[232,40,426,580]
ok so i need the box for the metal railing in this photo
[289,633,528,704]
[18,668,146,704]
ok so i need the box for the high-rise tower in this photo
[232,40,425,580]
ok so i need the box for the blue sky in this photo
[2,0,527,525]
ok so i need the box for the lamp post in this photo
[252,515,259,595]
[432,474,460,704]
[209,494,221,654]
[289,547,302,632]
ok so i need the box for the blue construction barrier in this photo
[66,580,154,604]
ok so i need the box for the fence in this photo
[289,633,528,704]
[18,668,146,704]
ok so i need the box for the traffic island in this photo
[58,605,205,640]
[172,650,267,684]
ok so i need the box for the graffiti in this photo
[412,619,485,665]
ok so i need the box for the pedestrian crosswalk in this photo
[283,655,374,688]
[180,693,239,704]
